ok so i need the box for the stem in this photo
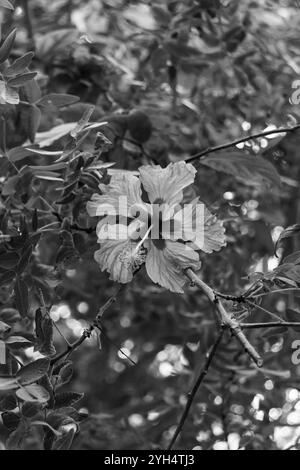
[167,327,225,450]
[245,299,283,322]
[186,124,300,163]
[185,269,263,367]
[241,322,300,329]
[50,285,123,365]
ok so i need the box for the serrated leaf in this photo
[200,150,281,189]
[16,358,49,385]
[16,384,50,403]
[0,28,17,64]
[57,362,73,386]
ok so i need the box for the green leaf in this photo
[200,150,281,189]
[52,428,76,450]
[16,384,50,403]
[6,422,27,450]
[54,392,84,409]
[7,71,37,87]
[0,377,18,390]
[0,0,14,10]
[16,358,50,385]
[275,225,300,256]
[36,93,79,108]
[0,394,17,411]
[0,251,19,269]
[4,51,34,76]
[17,244,33,274]
[0,28,17,64]
[15,277,29,317]
[21,401,42,418]
[1,411,20,430]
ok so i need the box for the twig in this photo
[241,322,300,329]
[245,299,283,322]
[50,285,123,365]
[185,124,300,163]
[167,327,225,450]
[185,268,263,367]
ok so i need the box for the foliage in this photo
[0,0,300,451]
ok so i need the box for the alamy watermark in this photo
[95,198,206,248]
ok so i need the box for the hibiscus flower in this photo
[87,161,226,293]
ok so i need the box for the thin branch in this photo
[241,322,300,329]
[167,327,225,450]
[245,299,283,322]
[185,268,263,367]
[252,288,300,298]
[50,285,123,366]
[185,124,300,163]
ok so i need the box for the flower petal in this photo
[87,173,143,219]
[145,240,201,293]
[94,237,139,284]
[139,161,196,205]
[188,205,226,253]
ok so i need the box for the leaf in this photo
[17,245,33,274]
[16,384,50,403]
[0,80,19,104]
[0,0,14,10]
[0,394,17,411]
[70,105,95,138]
[0,251,19,269]
[52,428,76,450]
[0,377,18,390]
[34,123,77,147]
[5,336,33,349]
[283,251,300,265]
[7,71,37,87]
[36,93,79,108]
[6,422,27,450]
[0,319,10,334]
[16,358,50,385]
[0,28,17,64]
[21,401,42,418]
[27,104,42,143]
[275,225,300,256]
[200,150,281,189]
[4,52,34,76]
[15,277,29,317]
[1,411,20,430]
[57,361,73,387]
[54,392,84,408]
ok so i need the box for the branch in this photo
[241,322,300,329]
[185,124,300,163]
[50,285,123,366]
[185,268,263,367]
[167,327,225,450]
